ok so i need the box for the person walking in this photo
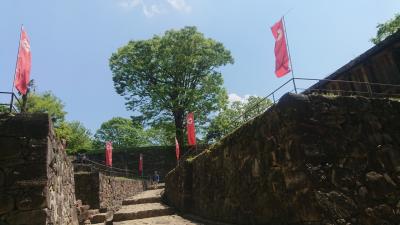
[153,171,160,187]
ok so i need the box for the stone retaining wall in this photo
[0,113,78,225]
[74,170,145,212]
[75,172,100,210]
[165,94,400,225]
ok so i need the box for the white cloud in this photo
[142,4,164,17]
[118,0,141,9]
[228,93,256,104]
[166,0,191,13]
[117,0,191,17]
[228,93,244,103]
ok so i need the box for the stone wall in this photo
[99,173,144,211]
[74,172,100,209]
[164,160,193,213]
[306,30,400,97]
[80,146,204,182]
[74,170,145,212]
[0,113,78,225]
[165,94,400,225]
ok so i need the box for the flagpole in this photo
[282,17,297,94]
[11,25,23,96]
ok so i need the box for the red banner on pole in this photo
[105,141,112,167]
[271,18,291,78]
[186,112,196,146]
[14,26,32,95]
[175,137,180,161]
[139,153,143,177]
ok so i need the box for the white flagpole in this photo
[282,17,297,94]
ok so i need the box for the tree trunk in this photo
[173,111,185,154]
[21,94,28,113]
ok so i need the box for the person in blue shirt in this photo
[153,171,160,185]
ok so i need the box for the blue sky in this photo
[0,0,399,132]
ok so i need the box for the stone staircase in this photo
[113,188,174,222]
[91,184,201,225]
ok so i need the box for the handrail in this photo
[0,91,20,113]
[227,77,400,135]
[83,158,135,173]
[75,157,140,178]
[296,77,400,89]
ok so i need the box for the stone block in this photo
[0,114,78,225]
[4,209,47,225]
[0,194,14,215]
[0,114,49,139]
[165,94,400,225]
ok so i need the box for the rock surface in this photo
[165,94,400,225]
[74,168,145,212]
[0,113,78,225]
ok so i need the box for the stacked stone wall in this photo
[165,94,400,225]
[74,172,100,209]
[0,113,78,225]
[74,171,144,212]
[99,173,144,211]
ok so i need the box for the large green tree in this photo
[371,13,400,44]
[57,121,93,153]
[93,117,148,149]
[144,122,176,146]
[110,26,233,146]
[206,96,272,143]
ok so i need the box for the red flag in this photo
[175,137,180,161]
[186,112,196,146]
[105,141,113,167]
[271,18,291,78]
[14,27,32,95]
[139,153,143,176]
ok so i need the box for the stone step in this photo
[122,196,161,205]
[88,209,100,216]
[155,183,165,189]
[113,203,174,222]
[122,189,163,206]
[113,215,201,225]
[147,183,165,190]
[90,222,112,225]
[90,211,113,224]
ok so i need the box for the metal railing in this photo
[74,157,148,180]
[298,77,400,97]
[0,92,20,113]
[229,77,400,132]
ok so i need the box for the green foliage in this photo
[371,14,400,44]
[144,122,176,146]
[206,96,272,143]
[0,105,9,113]
[17,89,93,153]
[110,26,233,146]
[18,91,66,123]
[57,121,93,154]
[94,117,149,149]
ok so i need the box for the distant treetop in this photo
[371,13,400,44]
